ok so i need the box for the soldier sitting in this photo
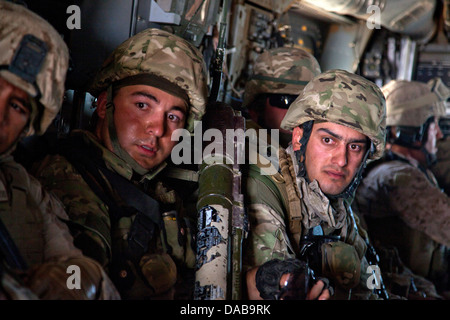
[243,69,388,300]
[354,78,450,299]
[31,28,209,299]
[0,0,119,300]
[242,47,321,148]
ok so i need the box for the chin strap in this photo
[328,144,372,200]
[105,85,149,176]
[294,120,373,200]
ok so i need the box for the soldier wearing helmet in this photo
[353,78,450,299]
[0,1,119,300]
[243,69,387,300]
[431,103,450,195]
[242,47,321,147]
[31,28,209,299]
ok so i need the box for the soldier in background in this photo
[354,78,450,299]
[244,69,387,300]
[431,111,450,195]
[0,0,119,299]
[31,28,209,299]
[242,47,321,148]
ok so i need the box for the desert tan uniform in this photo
[432,137,450,196]
[0,153,119,299]
[243,145,379,300]
[354,150,450,297]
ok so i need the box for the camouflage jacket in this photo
[32,130,196,299]
[0,153,119,299]
[432,137,450,196]
[243,145,378,300]
[354,150,450,290]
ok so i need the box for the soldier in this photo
[354,78,450,299]
[432,137,450,195]
[0,1,119,299]
[242,47,321,147]
[31,28,209,299]
[244,69,387,300]
[431,110,450,195]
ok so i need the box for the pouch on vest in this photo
[321,241,361,290]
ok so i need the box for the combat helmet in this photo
[89,28,208,132]
[242,47,321,108]
[382,78,448,143]
[280,69,386,199]
[0,1,69,136]
[281,69,387,160]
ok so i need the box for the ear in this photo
[95,91,108,119]
[292,126,304,151]
[387,126,398,143]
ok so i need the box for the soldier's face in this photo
[97,85,187,170]
[0,77,31,153]
[423,117,443,156]
[295,122,368,195]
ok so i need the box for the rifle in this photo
[194,101,247,300]
[208,0,230,103]
[365,239,390,300]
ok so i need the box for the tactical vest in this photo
[50,133,195,299]
[0,157,45,267]
[361,152,449,291]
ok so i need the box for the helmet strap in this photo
[105,85,149,176]
[421,145,437,167]
[295,120,313,179]
[295,120,373,200]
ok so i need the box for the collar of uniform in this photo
[73,130,167,182]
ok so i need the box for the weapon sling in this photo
[57,136,170,288]
[0,217,28,271]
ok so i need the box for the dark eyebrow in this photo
[316,127,368,144]
[131,91,187,114]
[131,91,157,101]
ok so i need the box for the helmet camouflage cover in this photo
[382,78,449,127]
[242,47,321,108]
[281,69,386,159]
[0,0,69,135]
[89,28,208,132]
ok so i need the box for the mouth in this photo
[325,170,346,180]
[139,144,157,156]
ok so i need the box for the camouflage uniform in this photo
[432,135,450,195]
[354,79,450,299]
[0,1,119,300]
[243,69,387,300]
[32,28,208,299]
[242,47,321,147]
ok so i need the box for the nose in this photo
[146,112,166,137]
[331,144,348,167]
[0,87,13,124]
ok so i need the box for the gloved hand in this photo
[24,257,120,300]
[255,258,332,300]
[140,253,177,296]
